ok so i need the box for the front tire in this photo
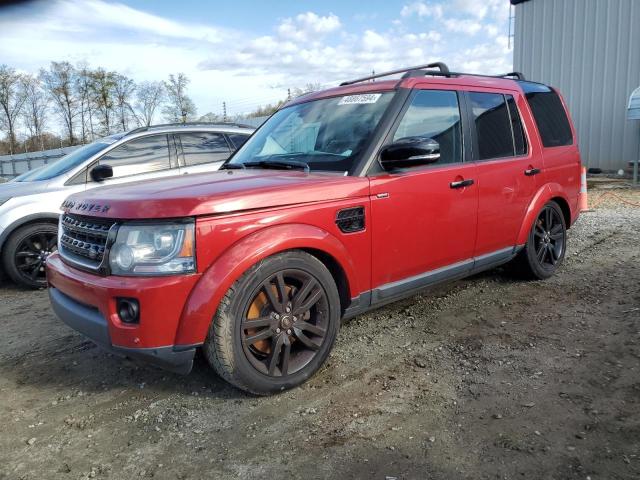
[203,250,341,395]
[510,201,567,280]
[2,222,58,289]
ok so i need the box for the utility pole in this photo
[371,69,375,82]
[223,101,227,122]
[287,88,291,101]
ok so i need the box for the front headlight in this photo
[108,221,196,276]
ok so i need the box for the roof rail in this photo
[339,63,527,87]
[499,72,526,80]
[126,121,255,136]
[339,62,451,86]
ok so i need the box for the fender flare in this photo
[515,183,571,245]
[174,223,360,346]
[0,213,60,252]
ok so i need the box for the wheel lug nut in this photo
[274,314,280,320]
[276,328,281,334]
[287,329,292,335]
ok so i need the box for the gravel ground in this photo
[0,185,639,480]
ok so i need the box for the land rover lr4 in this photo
[47,63,581,395]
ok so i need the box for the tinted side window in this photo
[506,95,527,155]
[393,89,463,164]
[180,132,230,166]
[227,133,250,149]
[469,92,514,160]
[98,135,171,178]
[525,91,573,147]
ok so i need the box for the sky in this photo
[0,0,514,117]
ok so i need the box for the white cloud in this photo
[277,12,341,42]
[0,0,513,120]
[485,24,500,37]
[443,18,483,35]
[453,0,510,21]
[400,2,443,19]
[362,30,388,51]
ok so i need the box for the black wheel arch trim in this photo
[0,213,60,252]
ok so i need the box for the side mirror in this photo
[90,164,113,182]
[380,137,440,170]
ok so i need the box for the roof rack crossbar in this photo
[126,121,254,136]
[339,62,451,86]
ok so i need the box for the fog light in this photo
[117,298,140,324]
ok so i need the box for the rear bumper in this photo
[49,287,196,374]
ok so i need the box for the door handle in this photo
[524,168,541,176]
[450,179,474,189]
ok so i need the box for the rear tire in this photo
[509,201,566,280]
[203,250,341,395]
[1,222,58,289]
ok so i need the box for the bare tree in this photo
[0,65,26,154]
[135,81,164,126]
[113,74,136,131]
[40,61,78,145]
[20,75,49,151]
[89,68,117,135]
[162,73,196,123]
[76,62,96,143]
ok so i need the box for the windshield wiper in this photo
[220,163,246,170]
[241,160,310,172]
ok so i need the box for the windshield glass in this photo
[18,134,122,182]
[228,92,394,174]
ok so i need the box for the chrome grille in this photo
[59,214,115,269]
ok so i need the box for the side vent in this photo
[335,206,365,233]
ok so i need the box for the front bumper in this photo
[49,288,196,374]
[46,252,202,374]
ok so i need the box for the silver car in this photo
[0,123,254,288]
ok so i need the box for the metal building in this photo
[513,0,640,172]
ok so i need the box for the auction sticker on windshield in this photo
[338,94,382,105]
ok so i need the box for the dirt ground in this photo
[1,184,639,480]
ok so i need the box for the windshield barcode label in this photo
[338,94,382,105]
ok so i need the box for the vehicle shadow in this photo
[1,265,523,401]
[0,335,250,400]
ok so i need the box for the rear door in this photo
[176,131,233,175]
[467,91,540,259]
[369,87,479,301]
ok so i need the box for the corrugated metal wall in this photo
[514,0,640,171]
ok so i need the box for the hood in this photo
[0,179,53,201]
[62,169,370,219]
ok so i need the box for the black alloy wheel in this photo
[533,205,565,268]
[240,270,330,377]
[204,250,341,395]
[2,222,58,289]
[509,200,567,280]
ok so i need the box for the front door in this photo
[369,88,478,303]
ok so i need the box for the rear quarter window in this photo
[523,87,573,148]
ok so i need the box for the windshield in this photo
[228,92,394,174]
[17,134,122,182]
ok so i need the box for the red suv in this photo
[47,63,581,395]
